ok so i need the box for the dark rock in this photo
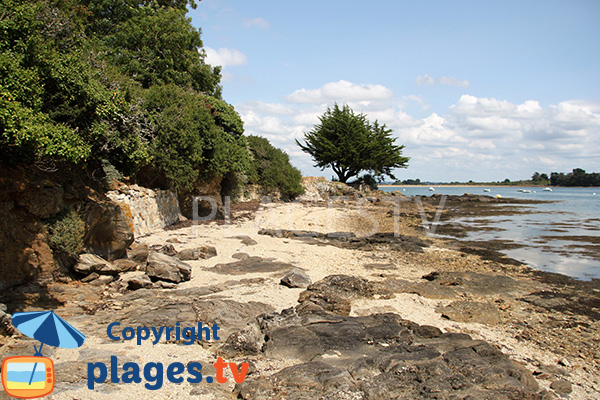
[232,252,250,260]
[122,273,153,290]
[302,275,393,301]
[236,303,541,400]
[88,275,114,286]
[364,263,396,270]
[220,323,265,357]
[151,244,177,256]
[176,246,217,260]
[297,275,393,316]
[326,232,356,239]
[258,228,322,238]
[127,245,149,263]
[229,235,258,246]
[280,268,312,288]
[437,301,502,325]
[550,379,572,395]
[0,309,15,336]
[74,254,116,275]
[82,201,134,260]
[152,281,177,289]
[81,272,100,283]
[259,229,429,253]
[146,252,192,283]
[111,259,139,273]
[212,257,298,276]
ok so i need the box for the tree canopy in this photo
[296,104,409,183]
[246,136,304,199]
[550,169,600,187]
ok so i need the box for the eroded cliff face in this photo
[0,166,134,294]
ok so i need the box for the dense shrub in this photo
[246,136,304,199]
[142,84,247,190]
[46,209,85,258]
[352,174,379,191]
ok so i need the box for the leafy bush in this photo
[143,84,247,190]
[46,209,85,258]
[246,136,304,199]
[353,174,379,191]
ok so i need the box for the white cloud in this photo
[416,74,470,87]
[237,81,600,181]
[286,80,394,104]
[416,74,435,86]
[438,76,470,87]
[204,47,247,68]
[242,17,270,29]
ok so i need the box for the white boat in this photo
[522,189,532,193]
[483,189,491,192]
[428,187,435,191]
[543,187,552,191]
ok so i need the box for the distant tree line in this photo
[550,169,600,187]
[390,169,599,187]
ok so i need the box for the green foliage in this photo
[247,136,304,199]
[143,85,247,190]
[550,169,600,187]
[0,0,252,192]
[46,209,85,257]
[297,104,409,183]
[353,174,379,191]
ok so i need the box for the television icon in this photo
[1,356,55,399]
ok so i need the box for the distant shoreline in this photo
[379,184,600,188]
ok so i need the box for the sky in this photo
[188,0,600,182]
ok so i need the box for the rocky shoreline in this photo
[1,195,599,399]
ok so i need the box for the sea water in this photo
[380,186,600,280]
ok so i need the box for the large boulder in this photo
[82,201,134,261]
[146,252,192,283]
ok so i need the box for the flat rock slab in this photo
[175,246,217,260]
[437,300,502,325]
[228,235,258,246]
[233,304,542,400]
[68,287,273,341]
[259,229,429,253]
[212,257,300,276]
[297,275,395,316]
[364,263,396,270]
[383,271,541,300]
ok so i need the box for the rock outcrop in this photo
[228,275,543,400]
[106,184,183,237]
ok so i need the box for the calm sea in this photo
[380,186,600,281]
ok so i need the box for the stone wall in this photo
[297,177,358,202]
[106,185,183,237]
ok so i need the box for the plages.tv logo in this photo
[1,310,85,399]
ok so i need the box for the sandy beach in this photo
[1,197,599,399]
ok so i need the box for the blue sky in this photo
[189,0,600,182]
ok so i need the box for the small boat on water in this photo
[543,187,552,192]
[483,189,491,192]
[428,187,435,191]
[496,194,503,199]
[522,189,532,193]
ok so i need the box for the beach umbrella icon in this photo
[10,310,86,386]
[12,310,86,356]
